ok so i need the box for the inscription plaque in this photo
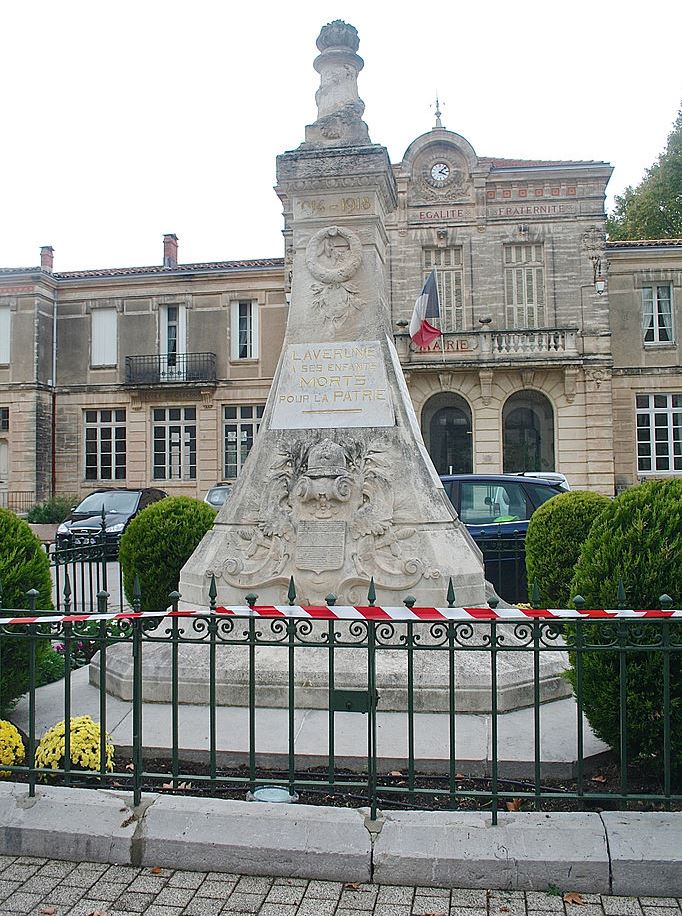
[296,520,346,571]
[270,339,395,430]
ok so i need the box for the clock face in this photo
[430,161,450,183]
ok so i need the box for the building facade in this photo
[1,125,681,508]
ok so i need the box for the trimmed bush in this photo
[35,715,113,772]
[119,496,216,611]
[0,509,53,715]
[26,496,76,524]
[525,490,611,607]
[568,479,682,782]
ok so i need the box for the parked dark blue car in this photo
[439,473,568,603]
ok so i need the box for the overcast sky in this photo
[1,0,680,272]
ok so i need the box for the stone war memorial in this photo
[100,21,570,714]
[182,20,485,613]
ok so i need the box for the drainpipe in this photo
[41,246,57,499]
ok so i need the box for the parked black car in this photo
[56,488,167,555]
[440,474,568,603]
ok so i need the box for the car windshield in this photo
[207,487,231,507]
[75,491,140,515]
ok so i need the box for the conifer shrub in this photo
[0,509,53,715]
[525,490,611,607]
[119,496,216,611]
[568,480,682,782]
[26,496,75,524]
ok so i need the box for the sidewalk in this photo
[1,855,680,916]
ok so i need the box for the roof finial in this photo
[434,94,443,129]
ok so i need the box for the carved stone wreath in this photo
[305,225,363,284]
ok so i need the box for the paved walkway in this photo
[0,856,679,916]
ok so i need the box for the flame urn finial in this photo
[316,20,360,53]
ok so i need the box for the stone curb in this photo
[372,810,609,892]
[1,782,681,894]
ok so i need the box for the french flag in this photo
[409,269,441,348]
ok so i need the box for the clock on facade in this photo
[423,159,455,190]
[431,162,450,182]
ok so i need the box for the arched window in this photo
[422,393,473,475]
[503,390,554,472]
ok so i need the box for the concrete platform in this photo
[12,666,609,779]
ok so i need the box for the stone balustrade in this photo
[395,327,579,362]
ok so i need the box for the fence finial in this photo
[367,577,376,606]
[133,575,141,612]
[63,573,72,613]
[446,577,455,608]
[659,593,673,610]
[168,590,181,613]
[245,592,258,608]
[325,593,337,607]
[403,595,416,609]
[96,590,109,614]
[572,594,585,610]
[616,578,626,609]
[531,580,540,609]
[287,577,297,606]
[208,574,217,611]
[26,588,38,612]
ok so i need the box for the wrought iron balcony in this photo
[125,352,217,385]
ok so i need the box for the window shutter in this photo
[0,306,9,364]
[91,308,117,366]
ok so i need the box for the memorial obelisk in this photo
[179,20,487,609]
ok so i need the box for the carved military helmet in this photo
[305,439,348,478]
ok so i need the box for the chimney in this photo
[40,246,54,273]
[163,234,178,268]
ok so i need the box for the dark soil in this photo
[104,756,681,812]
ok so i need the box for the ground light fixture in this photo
[247,786,299,803]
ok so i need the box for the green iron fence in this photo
[0,577,680,823]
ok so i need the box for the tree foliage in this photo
[525,490,610,607]
[607,104,682,240]
[119,496,216,612]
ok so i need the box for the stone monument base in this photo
[92,626,571,714]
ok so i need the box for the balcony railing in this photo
[0,490,35,513]
[125,352,217,385]
[396,328,579,362]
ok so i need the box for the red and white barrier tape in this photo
[0,605,680,627]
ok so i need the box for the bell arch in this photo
[502,390,555,472]
[421,392,473,475]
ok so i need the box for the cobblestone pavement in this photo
[0,856,680,916]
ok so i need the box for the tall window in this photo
[0,305,9,364]
[224,405,264,479]
[91,308,118,367]
[642,285,673,344]
[231,301,259,359]
[0,408,8,432]
[421,392,472,474]
[504,243,545,328]
[84,409,126,481]
[503,390,555,472]
[636,393,682,474]
[153,407,196,480]
[423,248,464,331]
[161,304,186,380]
